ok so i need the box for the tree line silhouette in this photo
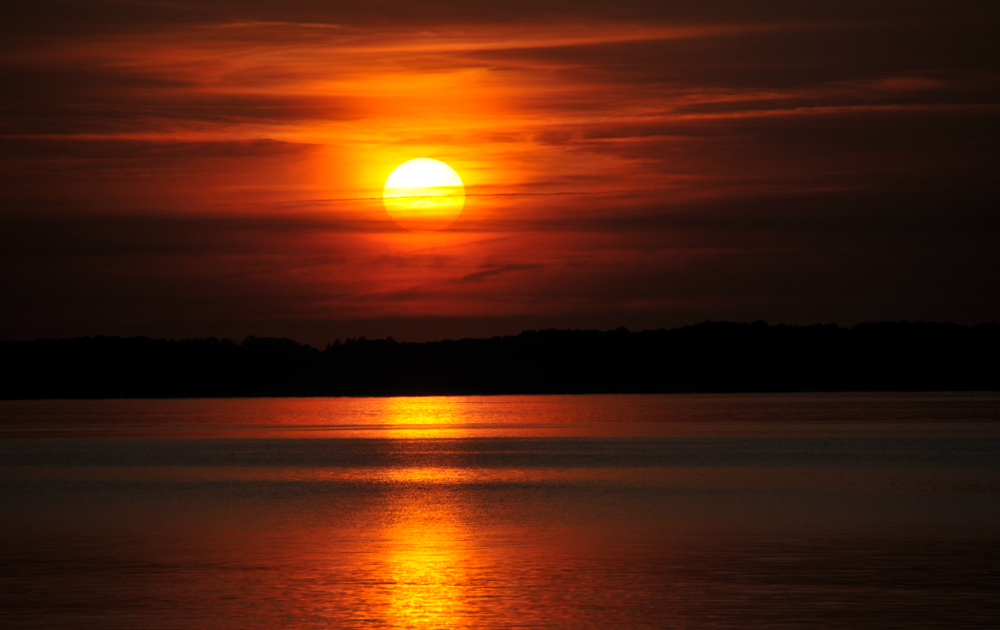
[1,321,997,398]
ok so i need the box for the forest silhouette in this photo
[2,321,997,398]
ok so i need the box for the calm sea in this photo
[1,393,998,629]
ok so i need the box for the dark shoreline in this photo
[2,321,998,399]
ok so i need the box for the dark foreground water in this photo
[1,394,998,629]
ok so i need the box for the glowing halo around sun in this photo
[383,158,465,231]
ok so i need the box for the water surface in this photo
[2,394,998,628]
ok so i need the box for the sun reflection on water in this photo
[372,402,481,626]
[370,396,482,438]
[375,491,480,629]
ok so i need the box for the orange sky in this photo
[1,2,998,343]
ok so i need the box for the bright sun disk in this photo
[383,158,465,231]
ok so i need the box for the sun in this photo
[383,158,465,231]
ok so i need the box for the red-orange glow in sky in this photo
[1,3,998,343]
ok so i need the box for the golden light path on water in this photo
[362,399,472,626]
[377,493,476,628]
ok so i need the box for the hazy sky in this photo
[2,1,998,344]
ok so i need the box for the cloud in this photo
[455,263,545,284]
